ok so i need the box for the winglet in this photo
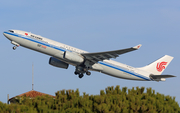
[133,44,142,49]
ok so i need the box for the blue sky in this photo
[1,0,180,104]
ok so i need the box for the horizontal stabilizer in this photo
[150,75,176,81]
[150,75,176,79]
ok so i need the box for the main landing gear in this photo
[74,66,91,79]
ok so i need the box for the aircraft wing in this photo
[81,44,142,63]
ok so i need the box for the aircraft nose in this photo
[3,32,10,40]
[3,32,7,37]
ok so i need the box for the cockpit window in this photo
[9,30,14,33]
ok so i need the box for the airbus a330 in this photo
[3,30,176,81]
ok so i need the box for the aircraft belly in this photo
[99,64,146,81]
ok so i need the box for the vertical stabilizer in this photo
[138,55,173,75]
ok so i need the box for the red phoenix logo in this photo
[156,62,167,72]
[25,33,28,35]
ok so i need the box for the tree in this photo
[0,85,179,112]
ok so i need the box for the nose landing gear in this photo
[11,41,19,50]
[13,46,18,50]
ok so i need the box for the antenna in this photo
[32,63,34,91]
[7,94,9,104]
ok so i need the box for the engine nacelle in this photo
[49,57,69,69]
[64,51,84,64]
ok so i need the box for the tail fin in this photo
[138,55,174,75]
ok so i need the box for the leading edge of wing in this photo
[81,44,142,63]
[82,44,142,56]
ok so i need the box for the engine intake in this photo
[49,57,69,69]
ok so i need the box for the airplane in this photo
[3,30,176,81]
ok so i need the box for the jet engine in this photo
[49,57,69,69]
[64,51,84,64]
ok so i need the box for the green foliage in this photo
[0,86,180,112]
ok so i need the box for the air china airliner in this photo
[3,30,176,81]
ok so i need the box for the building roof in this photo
[9,90,55,102]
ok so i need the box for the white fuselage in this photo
[3,30,152,81]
